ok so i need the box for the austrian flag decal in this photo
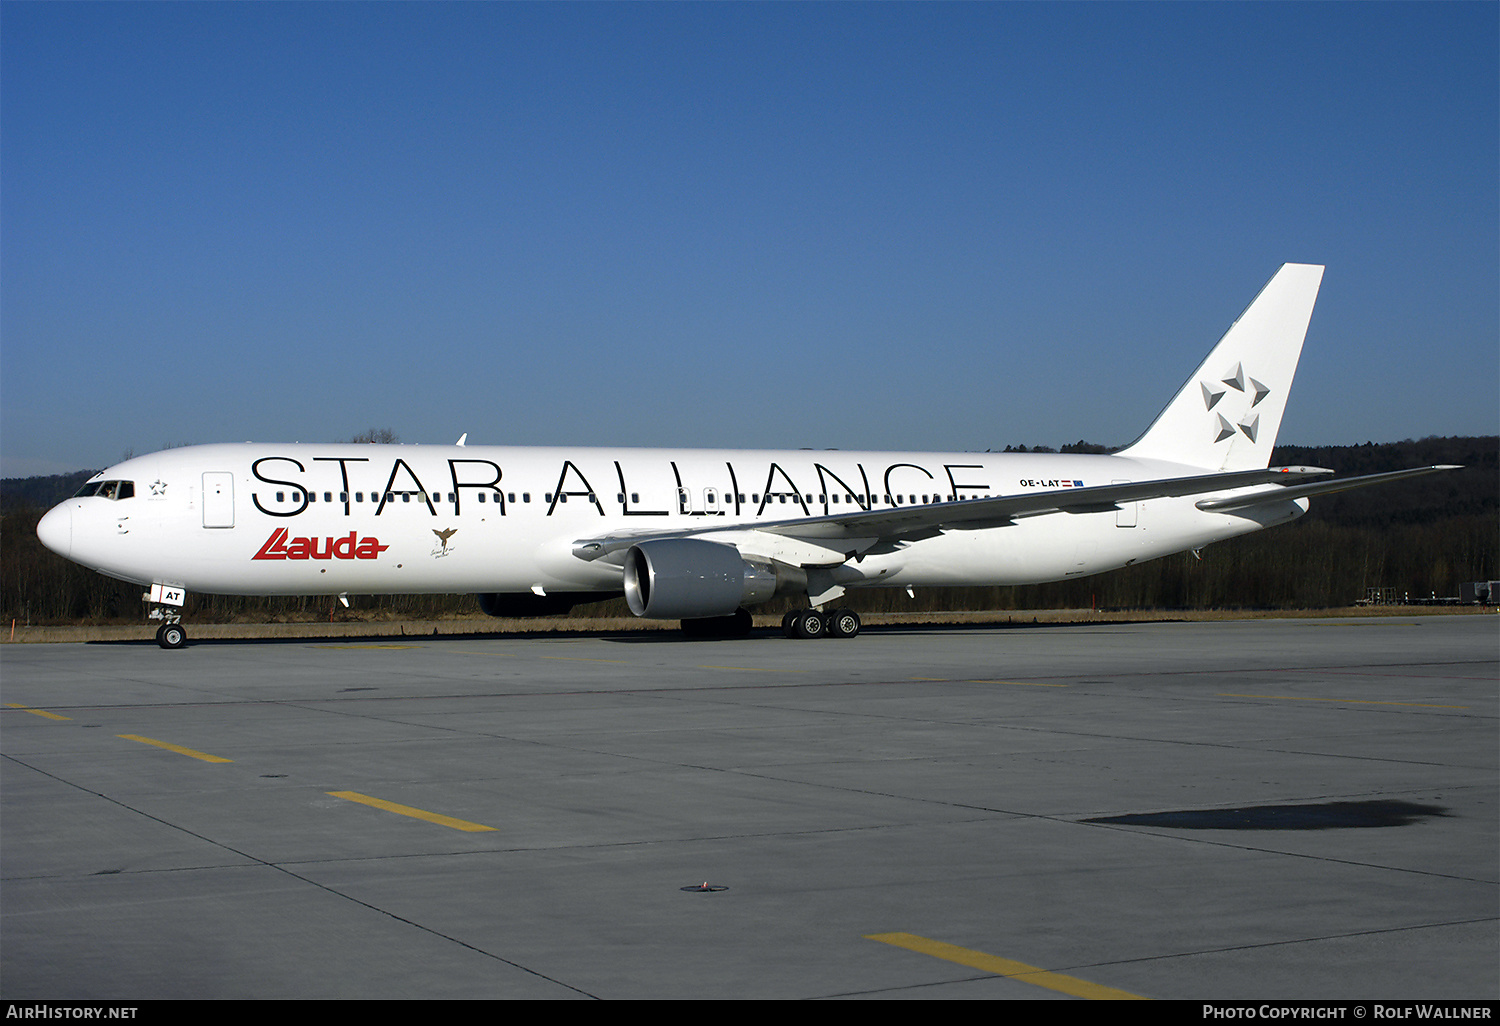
[253,528,389,561]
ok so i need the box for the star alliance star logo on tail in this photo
[1202,362,1270,443]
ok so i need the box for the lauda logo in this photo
[253,528,389,561]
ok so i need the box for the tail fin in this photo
[1119,263,1324,471]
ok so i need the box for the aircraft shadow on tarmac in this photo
[1083,800,1450,830]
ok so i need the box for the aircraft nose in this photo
[36,504,72,559]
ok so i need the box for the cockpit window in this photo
[73,480,134,500]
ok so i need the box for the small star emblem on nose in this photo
[149,480,167,496]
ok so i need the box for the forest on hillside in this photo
[2,436,1494,625]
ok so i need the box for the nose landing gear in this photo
[146,583,188,649]
[155,621,187,649]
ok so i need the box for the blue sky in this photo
[3,2,1495,476]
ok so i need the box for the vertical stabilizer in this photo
[1119,263,1324,471]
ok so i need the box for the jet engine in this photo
[622,539,777,619]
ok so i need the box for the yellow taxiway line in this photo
[117,734,233,763]
[865,932,1145,1000]
[5,703,71,721]
[327,790,496,832]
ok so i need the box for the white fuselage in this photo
[37,442,1306,601]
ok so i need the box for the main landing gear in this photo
[679,607,862,639]
[781,607,861,639]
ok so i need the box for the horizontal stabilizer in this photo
[1194,465,1462,512]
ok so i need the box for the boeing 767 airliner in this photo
[36,264,1456,646]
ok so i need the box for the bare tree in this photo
[349,428,400,444]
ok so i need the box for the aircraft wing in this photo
[1192,465,1461,512]
[571,464,1361,564]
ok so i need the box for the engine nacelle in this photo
[622,539,777,619]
